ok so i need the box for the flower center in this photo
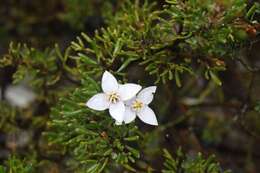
[131,100,144,111]
[108,92,120,104]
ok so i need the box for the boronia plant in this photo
[0,0,259,172]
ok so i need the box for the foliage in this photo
[254,101,260,113]
[0,0,259,172]
[0,155,36,173]
[0,101,18,132]
[60,0,115,30]
[162,148,231,173]
[71,0,256,87]
[0,42,79,105]
[45,76,141,172]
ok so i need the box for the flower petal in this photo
[137,106,158,126]
[109,101,125,123]
[123,107,136,124]
[86,93,109,111]
[118,83,142,101]
[124,96,136,106]
[102,71,119,93]
[137,86,157,105]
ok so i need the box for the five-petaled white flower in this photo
[86,71,142,123]
[122,86,158,126]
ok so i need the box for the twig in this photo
[237,56,260,72]
[236,72,260,139]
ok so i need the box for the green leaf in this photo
[209,71,222,86]
[117,57,138,72]
[124,136,139,141]
[78,53,97,65]
[175,70,182,87]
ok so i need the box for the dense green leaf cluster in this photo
[0,43,79,105]
[0,102,17,132]
[71,0,256,86]
[162,149,231,173]
[45,76,141,172]
[0,155,36,173]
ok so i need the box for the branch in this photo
[236,56,260,72]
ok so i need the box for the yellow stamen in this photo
[108,92,120,104]
[132,100,144,111]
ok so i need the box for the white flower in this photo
[123,86,158,126]
[86,71,142,123]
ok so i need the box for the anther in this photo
[131,100,144,111]
[108,92,120,104]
